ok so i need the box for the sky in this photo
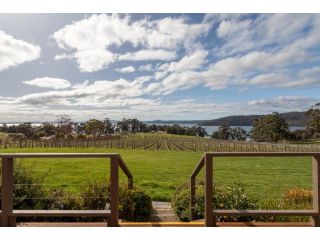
[0,13,320,122]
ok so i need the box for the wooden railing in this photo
[190,152,320,227]
[0,153,133,227]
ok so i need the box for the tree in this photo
[129,118,140,133]
[56,114,73,136]
[230,127,247,141]
[251,112,289,142]
[104,118,114,134]
[306,103,320,137]
[85,119,105,137]
[211,124,232,140]
[117,118,130,133]
[41,122,57,136]
[194,126,207,137]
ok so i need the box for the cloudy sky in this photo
[0,13,320,122]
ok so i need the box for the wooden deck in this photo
[17,221,312,227]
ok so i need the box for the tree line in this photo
[0,115,208,140]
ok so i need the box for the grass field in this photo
[0,147,313,201]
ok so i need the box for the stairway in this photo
[150,201,178,222]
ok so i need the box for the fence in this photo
[1,136,320,152]
[0,153,133,227]
[190,152,320,227]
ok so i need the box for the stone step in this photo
[150,201,178,222]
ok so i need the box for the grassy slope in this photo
[0,147,312,201]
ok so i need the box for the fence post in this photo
[109,155,119,227]
[205,154,215,227]
[1,157,16,227]
[190,176,196,220]
[311,155,320,227]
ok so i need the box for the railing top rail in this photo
[191,154,205,178]
[205,152,320,157]
[0,153,119,158]
[118,155,133,179]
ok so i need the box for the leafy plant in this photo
[119,186,152,222]
[171,181,257,222]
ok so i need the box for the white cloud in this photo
[53,14,210,72]
[119,49,176,61]
[23,77,71,89]
[159,50,208,73]
[0,30,41,72]
[115,66,135,73]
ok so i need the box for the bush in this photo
[283,188,312,205]
[171,181,257,222]
[258,188,313,222]
[119,187,152,222]
[81,180,152,222]
[81,179,110,210]
[1,163,152,222]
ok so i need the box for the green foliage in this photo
[306,103,320,137]
[81,179,110,210]
[12,161,48,210]
[252,112,289,142]
[79,179,152,222]
[85,119,105,137]
[211,125,247,141]
[1,162,152,222]
[119,186,152,222]
[171,182,257,222]
[258,188,312,222]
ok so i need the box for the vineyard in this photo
[1,133,320,152]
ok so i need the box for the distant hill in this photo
[198,111,309,126]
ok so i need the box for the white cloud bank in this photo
[0,31,41,72]
[53,14,210,72]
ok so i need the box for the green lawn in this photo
[0,148,313,201]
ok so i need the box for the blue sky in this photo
[0,13,320,122]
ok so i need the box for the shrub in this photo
[258,188,313,222]
[171,181,257,222]
[81,180,152,222]
[43,189,82,210]
[81,179,110,210]
[2,163,152,222]
[283,188,312,204]
[119,186,152,222]
[6,161,48,210]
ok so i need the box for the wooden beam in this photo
[204,154,215,227]
[109,155,119,227]
[12,210,111,217]
[1,157,15,227]
[311,156,320,227]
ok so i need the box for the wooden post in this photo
[311,155,320,227]
[205,154,215,227]
[190,176,196,220]
[1,157,16,227]
[109,155,119,227]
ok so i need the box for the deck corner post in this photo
[109,155,120,227]
[311,155,320,227]
[1,157,15,227]
[205,154,215,227]
[190,176,196,220]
